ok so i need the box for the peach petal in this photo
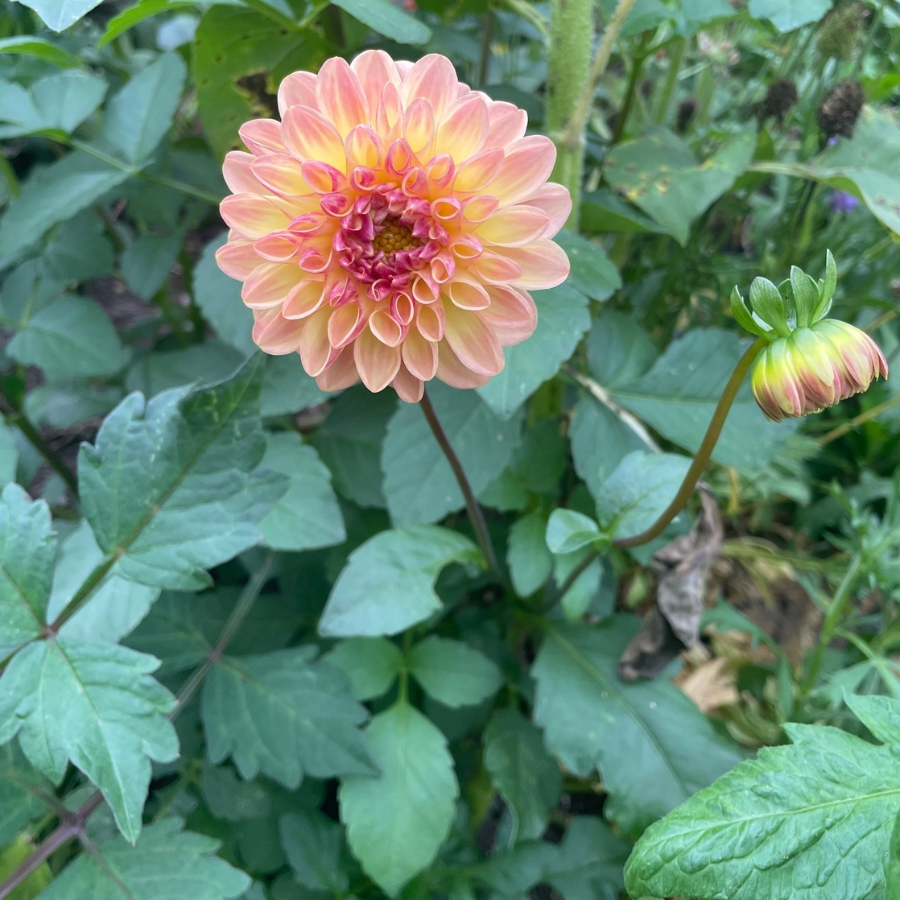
[454,148,504,194]
[253,233,298,263]
[345,125,383,168]
[215,239,261,280]
[376,82,403,137]
[223,152,265,194]
[316,346,360,392]
[239,119,285,156]
[277,71,318,117]
[403,98,436,159]
[252,307,303,355]
[412,275,439,305]
[485,102,527,148]
[462,195,500,225]
[241,262,302,309]
[351,50,402,116]
[402,54,459,121]
[443,304,504,377]
[435,94,489,162]
[436,340,491,389]
[250,153,309,196]
[486,135,557,204]
[402,329,439,380]
[480,285,538,346]
[432,197,461,223]
[426,154,454,190]
[391,365,425,402]
[300,160,347,194]
[369,309,404,347]
[472,253,522,285]
[220,195,292,239]
[316,57,369,138]
[354,328,402,392]
[282,279,327,319]
[447,277,491,311]
[281,106,346,170]
[476,205,551,247]
[327,303,365,349]
[297,306,339,377]
[416,302,445,342]
[450,235,483,260]
[501,240,570,289]
[520,183,572,237]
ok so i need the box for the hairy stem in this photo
[420,390,502,579]
[613,337,767,549]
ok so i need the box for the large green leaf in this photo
[36,818,250,899]
[78,358,287,590]
[7,295,128,380]
[325,638,403,701]
[626,717,900,900]
[202,647,375,788]
[0,639,177,841]
[331,0,431,43]
[477,284,591,419]
[121,232,183,300]
[193,6,327,159]
[608,328,791,469]
[748,0,832,31]
[553,232,621,301]
[258,434,345,552]
[0,35,81,67]
[382,382,521,524]
[532,617,742,836]
[280,811,350,893]
[101,52,186,165]
[340,701,458,896]
[0,70,106,138]
[408,636,503,708]
[0,152,131,264]
[318,525,480,637]
[483,708,562,843]
[0,485,55,658]
[605,128,755,245]
[543,817,630,900]
[0,744,49,847]
[11,0,104,31]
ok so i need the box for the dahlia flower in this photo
[731,251,887,422]
[216,51,571,401]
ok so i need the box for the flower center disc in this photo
[372,220,421,256]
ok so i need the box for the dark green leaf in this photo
[11,0,104,31]
[546,509,603,554]
[280,811,350,893]
[121,232,183,300]
[543,817,630,900]
[201,763,271,822]
[0,70,106,138]
[408,636,503,707]
[0,744,49,846]
[748,0,832,31]
[507,513,554,596]
[324,637,403,701]
[0,35,81,67]
[331,0,431,44]
[554,232,621,301]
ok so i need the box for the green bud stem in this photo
[613,336,767,548]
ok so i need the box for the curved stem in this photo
[613,337,767,549]
[420,390,502,580]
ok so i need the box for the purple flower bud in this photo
[829,190,859,213]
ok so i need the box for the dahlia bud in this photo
[731,251,888,422]
[759,79,798,125]
[817,80,866,139]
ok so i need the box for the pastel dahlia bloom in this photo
[216,51,571,401]
[731,251,888,422]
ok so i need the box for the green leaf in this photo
[47,522,159,645]
[609,328,791,469]
[507,513,554,596]
[201,762,270,822]
[125,342,245,398]
[605,128,755,245]
[340,701,458,896]
[0,35,81,67]
[100,0,200,46]
[331,0,431,44]
[533,617,741,836]
[0,153,131,263]
[790,267,820,328]
[324,637,403,701]
[8,295,127,379]
[595,451,690,540]
[483,708,561,843]
[280,811,350,893]
[749,276,790,336]
[0,421,18,488]
[121,232,183,300]
[748,0,832,31]
[193,6,327,159]
[0,639,177,841]
[311,386,395,509]
[477,284,590,418]
[42,211,115,283]
[0,485,54,658]
[260,354,331,416]
[581,189,669,234]
[36,818,250,899]
[101,53,186,166]
[193,234,256,357]
[0,744,49,846]
[408,636,503,707]
[258,434,345,552]
[543,817,630,900]
[626,719,900,900]
[11,0,104,31]
[0,71,106,138]
[586,311,657,388]
[845,693,900,744]
[202,647,375,788]
[382,382,521,523]
[78,358,287,590]
[546,509,603,554]
[887,805,900,900]
[318,525,480,638]
[553,232,621,301]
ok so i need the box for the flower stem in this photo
[419,390,502,580]
[817,393,900,446]
[613,337,767,549]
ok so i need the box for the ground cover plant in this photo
[1,0,900,898]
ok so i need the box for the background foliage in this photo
[1,0,900,898]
